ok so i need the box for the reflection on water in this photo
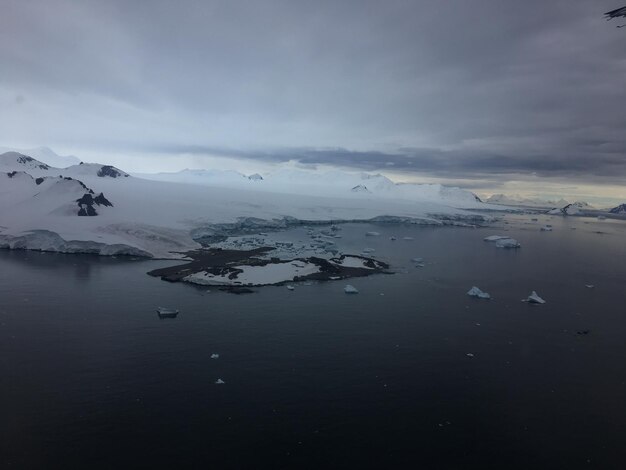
[1,215,626,469]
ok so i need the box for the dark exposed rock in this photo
[94,193,113,207]
[97,165,127,178]
[7,171,17,178]
[35,177,44,185]
[76,191,114,216]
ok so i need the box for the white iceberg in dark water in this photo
[467,286,491,299]
[366,231,380,236]
[484,235,510,242]
[523,291,546,304]
[215,379,225,384]
[495,238,521,249]
[344,284,359,294]
[210,353,219,359]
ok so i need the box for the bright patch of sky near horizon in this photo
[1,0,625,203]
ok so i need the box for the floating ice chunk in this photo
[366,231,380,236]
[523,291,545,304]
[484,235,510,242]
[540,226,552,231]
[362,248,375,253]
[210,353,219,359]
[411,257,424,263]
[466,353,475,358]
[286,285,295,290]
[344,285,359,294]
[215,379,225,384]
[495,238,520,248]
[467,286,491,299]
[403,236,414,241]
[585,284,594,289]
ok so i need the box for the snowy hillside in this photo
[486,193,570,208]
[138,167,485,208]
[0,150,505,259]
[609,203,626,214]
[0,146,80,168]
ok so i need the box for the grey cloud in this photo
[1,0,625,187]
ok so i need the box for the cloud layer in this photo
[1,0,625,184]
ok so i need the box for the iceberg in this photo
[344,285,359,294]
[467,286,491,299]
[523,291,546,304]
[365,231,381,236]
[210,353,219,359]
[215,379,225,384]
[495,238,521,249]
[484,235,510,242]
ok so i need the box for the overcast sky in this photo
[1,0,625,201]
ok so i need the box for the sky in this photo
[1,0,626,203]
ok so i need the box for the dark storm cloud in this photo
[1,0,625,183]
[149,142,626,183]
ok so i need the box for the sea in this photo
[1,214,626,469]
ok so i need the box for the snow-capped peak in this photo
[0,151,51,172]
[63,163,129,178]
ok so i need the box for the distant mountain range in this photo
[485,193,571,208]
[0,148,501,258]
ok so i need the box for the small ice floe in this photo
[523,291,546,304]
[484,235,510,242]
[495,238,521,249]
[403,236,414,241]
[362,248,376,253]
[210,353,220,359]
[156,307,179,318]
[540,226,553,231]
[466,353,475,358]
[585,284,594,289]
[411,257,424,263]
[366,231,380,237]
[286,285,295,291]
[215,379,225,384]
[390,236,397,241]
[344,285,359,294]
[467,286,491,299]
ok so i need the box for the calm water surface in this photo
[1,215,626,469]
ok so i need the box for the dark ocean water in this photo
[1,215,626,469]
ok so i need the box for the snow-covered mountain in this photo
[609,203,626,214]
[547,201,593,216]
[1,150,504,259]
[486,193,570,208]
[0,146,80,168]
[138,167,484,207]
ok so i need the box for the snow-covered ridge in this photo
[547,201,593,216]
[485,193,570,208]
[0,146,80,168]
[137,167,486,208]
[609,203,626,214]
